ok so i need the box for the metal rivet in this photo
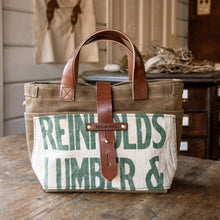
[121,124,126,129]
[23,101,26,107]
[104,139,110,144]
[87,125,92,130]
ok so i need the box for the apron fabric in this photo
[33,0,99,63]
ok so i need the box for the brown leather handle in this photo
[62,33,133,84]
[74,34,133,82]
[60,29,148,101]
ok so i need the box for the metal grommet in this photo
[87,125,92,130]
[104,139,110,144]
[121,124,126,129]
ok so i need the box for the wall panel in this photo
[139,0,151,53]
[107,0,188,62]
[176,37,187,48]
[4,118,25,136]
[107,0,124,63]
[4,47,64,83]
[3,10,34,46]
[123,0,139,46]
[177,1,188,20]
[150,0,163,44]
[176,20,188,37]
[3,0,33,12]
[4,83,26,120]
[79,50,107,74]
[176,0,188,48]
[94,0,106,24]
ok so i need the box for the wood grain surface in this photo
[0,134,219,220]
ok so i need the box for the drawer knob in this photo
[180,141,188,151]
[217,87,220,97]
[182,89,188,100]
[182,116,189,126]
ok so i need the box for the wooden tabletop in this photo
[0,134,220,220]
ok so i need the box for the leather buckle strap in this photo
[95,82,117,182]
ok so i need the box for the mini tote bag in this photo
[24,29,183,192]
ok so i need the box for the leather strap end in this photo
[60,87,75,101]
[99,131,117,182]
[133,83,148,100]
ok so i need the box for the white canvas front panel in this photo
[32,113,177,191]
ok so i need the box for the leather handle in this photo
[74,35,133,82]
[60,35,133,101]
[60,29,148,101]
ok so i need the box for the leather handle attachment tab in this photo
[60,29,148,101]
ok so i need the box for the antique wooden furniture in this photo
[81,71,220,160]
[0,134,219,219]
[189,0,220,62]
[147,72,220,160]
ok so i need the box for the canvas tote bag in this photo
[24,29,184,193]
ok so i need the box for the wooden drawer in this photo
[212,135,220,160]
[179,139,206,158]
[182,113,208,137]
[182,87,207,111]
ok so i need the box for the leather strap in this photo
[60,29,148,101]
[60,34,133,101]
[60,35,132,101]
[86,122,127,131]
[74,34,133,82]
[96,82,117,181]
